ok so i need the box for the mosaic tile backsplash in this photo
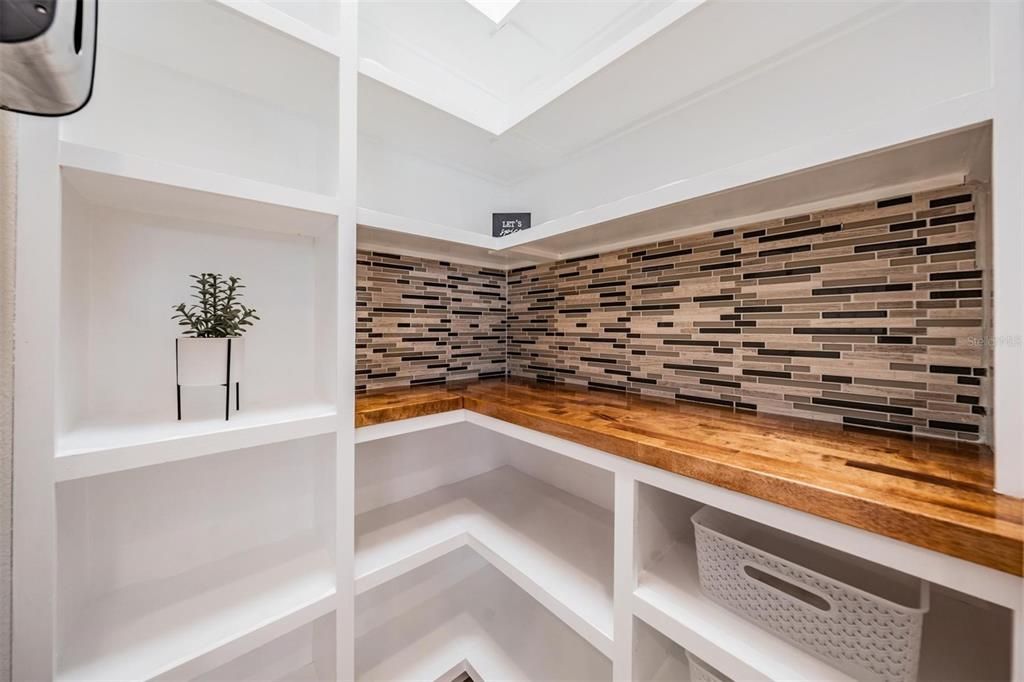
[356,251,507,391]
[359,184,990,442]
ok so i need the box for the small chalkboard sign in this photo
[492,212,531,238]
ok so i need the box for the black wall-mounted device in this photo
[0,0,97,116]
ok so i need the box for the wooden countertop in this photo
[354,384,464,427]
[355,378,1023,576]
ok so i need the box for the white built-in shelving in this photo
[631,482,1014,682]
[11,0,1024,680]
[57,164,340,472]
[354,423,619,669]
[634,542,850,682]
[12,0,356,678]
[632,484,850,682]
[56,437,338,681]
[55,402,337,482]
[633,618,701,682]
[62,0,340,194]
[355,465,614,656]
[60,142,341,228]
[196,613,336,682]
[351,416,1020,682]
[355,548,612,682]
[57,548,335,681]
[358,121,989,266]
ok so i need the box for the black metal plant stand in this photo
[176,338,241,421]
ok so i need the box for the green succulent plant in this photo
[172,273,260,338]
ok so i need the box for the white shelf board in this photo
[60,142,340,235]
[354,466,614,657]
[194,610,332,682]
[357,207,493,250]
[357,208,528,269]
[356,118,987,268]
[356,556,610,681]
[634,542,853,682]
[647,650,693,682]
[277,662,321,681]
[214,0,341,57]
[498,96,991,257]
[57,546,336,682]
[56,403,337,482]
[358,614,524,682]
[356,210,545,269]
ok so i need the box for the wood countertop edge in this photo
[354,394,463,427]
[355,385,1024,576]
[629,441,1023,576]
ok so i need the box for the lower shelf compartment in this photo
[635,541,845,682]
[56,436,337,681]
[634,617,709,682]
[355,548,611,682]
[56,542,335,681]
[354,465,614,655]
[634,483,1014,682]
[196,611,336,682]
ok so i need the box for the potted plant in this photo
[172,273,259,420]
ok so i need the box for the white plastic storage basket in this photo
[684,651,731,682]
[692,507,928,682]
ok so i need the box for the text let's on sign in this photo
[493,212,531,237]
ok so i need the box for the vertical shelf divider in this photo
[335,1,360,679]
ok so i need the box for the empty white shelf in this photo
[356,557,611,682]
[355,466,614,657]
[634,541,853,682]
[57,545,336,681]
[357,207,494,250]
[56,403,338,482]
[277,663,321,681]
[356,209,521,270]
[359,613,525,682]
[60,142,340,235]
[648,650,694,682]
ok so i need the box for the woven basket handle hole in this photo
[742,564,832,612]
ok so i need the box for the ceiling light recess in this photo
[465,0,520,24]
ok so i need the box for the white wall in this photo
[355,424,614,513]
[0,110,16,682]
[358,136,513,235]
[355,424,505,514]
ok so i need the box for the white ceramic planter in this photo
[175,337,246,420]
[176,337,245,387]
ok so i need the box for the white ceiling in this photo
[465,0,522,25]
[360,0,678,113]
[357,0,889,185]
